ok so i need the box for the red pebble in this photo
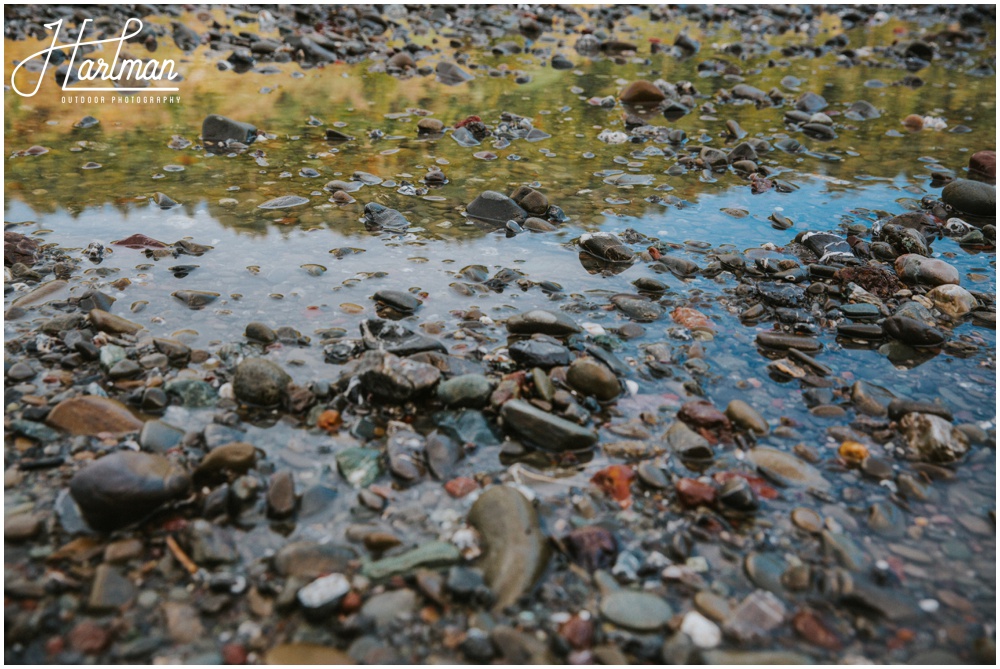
[222,642,248,665]
[444,477,478,498]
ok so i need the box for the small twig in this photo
[165,535,198,575]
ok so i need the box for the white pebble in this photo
[919,599,940,613]
[681,611,721,649]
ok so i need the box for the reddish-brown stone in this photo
[559,614,595,650]
[969,150,996,182]
[444,477,478,498]
[677,400,732,433]
[676,478,717,507]
[68,620,111,654]
[222,642,248,665]
[4,231,40,267]
[563,525,618,572]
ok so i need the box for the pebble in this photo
[725,399,768,434]
[436,374,493,408]
[358,350,441,402]
[233,357,291,407]
[899,412,969,463]
[88,564,136,611]
[895,253,960,286]
[4,513,42,541]
[566,357,621,401]
[361,541,460,580]
[600,590,672,631]
[373,289,421,313]
[500,399,598,451]
[747,446,830,490]
[610,293,665,322]
[619,80,666,105]
[466,190,528,224]
[202,114,257,146]
[47,396,143,436]
[88,308,143,335]
[580,232,635,263]
[508,336,572,368]
[927,283,977,317]
[942,178,996,217]
[468,486,549,608]
[506,309,581,336]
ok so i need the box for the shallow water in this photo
[4,6,997,664]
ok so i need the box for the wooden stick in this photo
[165,535,198,575]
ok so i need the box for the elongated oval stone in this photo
[469,486,550,610]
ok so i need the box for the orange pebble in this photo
[316,409,341,433]
[838,440,869,463]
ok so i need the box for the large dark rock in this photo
[201,114,257,147]
[500,399,598,451]
[942,178,995,218]
[358,350,441,402]
[466,191,528,225]
[468,486,550,609]
[69,452,191,532]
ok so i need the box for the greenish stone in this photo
[336,447,383,488]
[11,419,62,443]
[164,379,218,408]
[361,541,460,580]
[100,344,127,372]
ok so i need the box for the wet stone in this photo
[567,357,621,401]
[580,232,635,263]
[501,399,598,451]
[899,412,969,463]
[436,374,492,408]
[373,289,421,313]
[362,541,460,580]
[47,396,143,436]
[70,452,191,532]
[748,446,830,490]
[506,309,581,336]
[941,178,996,217]
[610,293,665,322]
[725,399,768,435]
[88,564,136,611]
[233,358,291,407]
[600,590,672,631]
[202,114,257,146]
[508,336,572,368]
[363,203,410,231]
[273,541,357,579]
[466,190,528,225]
[358,350,441,402]
[467,485,548,608]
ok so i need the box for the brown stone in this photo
[47,396,143,436]
[89,308,143,335]
[619,80,666,105]
[4,231,40,266]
